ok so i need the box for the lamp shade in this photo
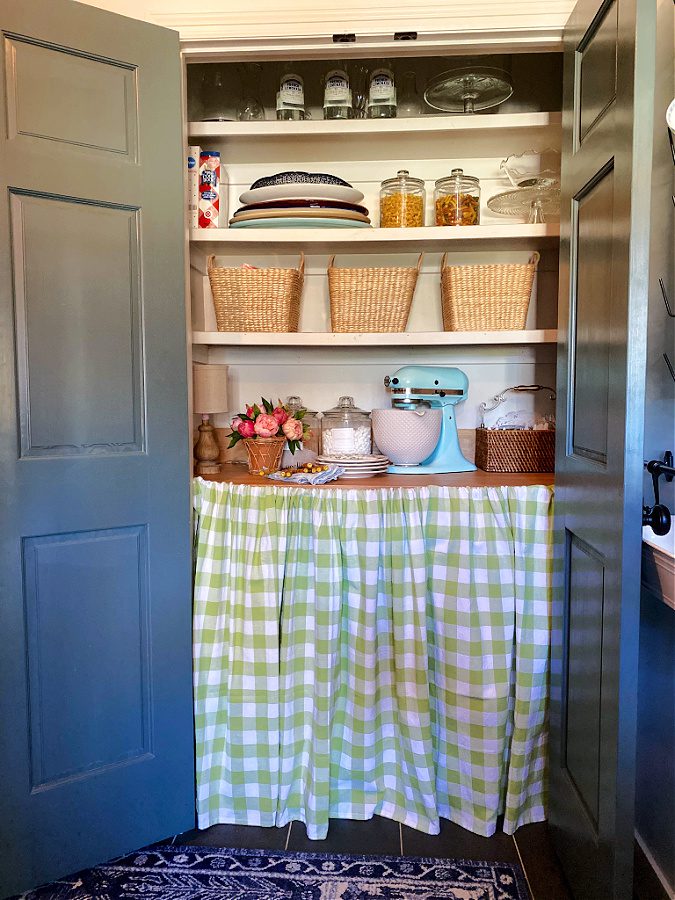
[193,363,229,414]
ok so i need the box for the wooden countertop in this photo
[199,464,555,489]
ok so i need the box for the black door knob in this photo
[643,504,672,536]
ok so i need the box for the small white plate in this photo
[318,454,388,463]
[338,471,388,479]
[240,183,365,206]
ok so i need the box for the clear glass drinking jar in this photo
[397,71,423,118]
[434,168,481,226]
[200,67,230,122]
[320,396,372,456]
[379,170,426,228]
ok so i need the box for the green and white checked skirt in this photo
[193,479,555,840]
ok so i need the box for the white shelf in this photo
[192,329,557,347]
[190,223,559,253]
[188,111,562,140]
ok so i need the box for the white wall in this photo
[75,0,575,43]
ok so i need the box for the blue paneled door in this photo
[0,1,194,896]
[550,0,655,897]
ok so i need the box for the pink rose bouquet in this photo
[228,397,310,455]
[282,418,303,441]
[254,414,280,438]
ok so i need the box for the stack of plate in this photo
[317,453,390,479]
[229,171,370,229]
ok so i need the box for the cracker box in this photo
[187,145,200,229]
[198,150,220,228]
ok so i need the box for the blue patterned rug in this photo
[15,844,529,899]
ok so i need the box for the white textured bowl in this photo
[371,408,442,465]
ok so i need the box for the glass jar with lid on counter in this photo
[321,396,372,456]
[280,395,320,466]
[379,170,426,228]
[434,168,481,226]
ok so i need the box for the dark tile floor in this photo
[172,817,572,899]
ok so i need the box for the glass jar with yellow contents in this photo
[434,168,480,226]
[379,170,426,228]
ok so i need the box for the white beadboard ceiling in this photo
[75,0,576,43]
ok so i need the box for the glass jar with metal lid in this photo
[434,168,480,226]
[380,170,426,228]
[320,396,372,456]
[280,395,320,466]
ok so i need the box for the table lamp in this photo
[193,362,229,475]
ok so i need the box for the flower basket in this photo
[243,436,286,474]
[229,397,311,475]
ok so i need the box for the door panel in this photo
[0,1,193,896]
[564,534,605,831]
[24,527,151,789]
[571,167,614,463]
[4,34,138,157]
[551,0,655,897]
[11,191,143,456]
[578,0,618,142]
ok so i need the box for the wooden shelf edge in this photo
[188,111,562,140]
[191,329,557,347]
[189,223,560,250]
[197,464,555,490]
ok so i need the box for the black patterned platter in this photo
[250,171,352,189]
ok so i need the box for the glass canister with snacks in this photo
[379,170,426,228]
[434,168,480,226]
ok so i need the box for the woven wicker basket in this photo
[208,254,304,332]
[475,383,555,473]
[441,252,539,331]
[475,428,555,473]
[328,253,423,332]
[243,436,286,473]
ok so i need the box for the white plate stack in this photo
[317,453,390,479]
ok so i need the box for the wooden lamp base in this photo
[194,414,222,475]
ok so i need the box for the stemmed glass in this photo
[236,63,265,121]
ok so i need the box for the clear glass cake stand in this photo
[424,66,513,114]
[487,185,561,224]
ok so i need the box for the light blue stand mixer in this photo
[383,365,476,474]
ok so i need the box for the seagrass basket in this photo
[441,252,539,331]
[328,253,423,332]
[475,383,556,473]
[208,254,304,332]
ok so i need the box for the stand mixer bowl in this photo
[371,407,442,465]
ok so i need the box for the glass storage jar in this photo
[277,71,305,121]
[287,395,319,456]
[321,396,372,456]
[379,170,426,228]
[434,168,481,226]
[323,69,352,120]
[366,67,396,119]
[281,395,319,466]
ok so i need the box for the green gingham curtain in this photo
[192,479,555,840]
